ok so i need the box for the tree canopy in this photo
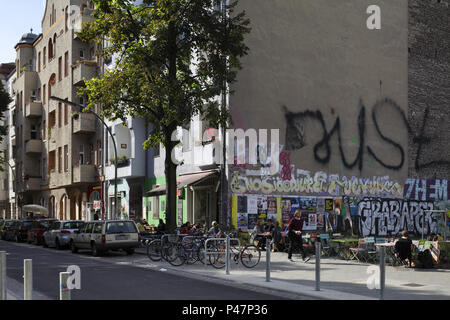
[79,0,250,228]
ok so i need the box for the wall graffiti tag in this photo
[357,198,436,237]
[283,97,450,172]
[403,178,449,202]
[230,167,403,198]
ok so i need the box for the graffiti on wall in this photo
[356,198,437,237]
[284,97,450,172]
[230,168,403,198]
[403,178,449,202]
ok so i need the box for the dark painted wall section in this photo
[408,0,450,178]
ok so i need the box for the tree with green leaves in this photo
[0,81,11,172]
[79,0,250,230]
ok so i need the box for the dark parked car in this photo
[1,220,18,240]
[5,220,34,242]
[27,219,57,245]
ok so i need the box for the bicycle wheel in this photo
[184,243,200,265]
[240,245,261,268]
[209,244,226,269]
[166,243,186,267]
[198,240,213,265]
[147,239,162,262]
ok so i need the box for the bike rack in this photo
[204,237,241,274]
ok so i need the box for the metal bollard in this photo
[226,235,230,275]
[60,272,71,300]
[379,246,385,300]
[0,251,6,300]
[266,238,271,282]
[315,241,321,291]
[24,259,32,300]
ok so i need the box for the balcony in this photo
[25,102,42,118]
[24,178,41,191]
[73,164,97,184]
[25,139,42,154]
[72,61,97,86]
[73,14,94,40]
[73,112,96,134]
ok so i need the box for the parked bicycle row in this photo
[145,231,262,269]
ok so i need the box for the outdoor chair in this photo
[349,238,368,262]
[319,233,332,256]
[302,233,314,255]
[365,237,378,263]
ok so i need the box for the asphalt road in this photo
[0,240,290,300]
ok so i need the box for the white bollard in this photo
[0,251,6,300]
[24,259,32,300]
[60,272,71,300]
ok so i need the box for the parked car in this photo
[70,220,141,256]
[43,220,85,250]
[27,219,57,245]
[4,220,34,242]
[1,220,18,240]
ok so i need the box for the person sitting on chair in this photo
[394,230,414,267]
[253,220,270,250]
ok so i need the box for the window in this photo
[58,147,62,173]
[106,221,137,234]
[152,197,160,219]
[58,57,62,81]
[79,144,84,165]
[85,223,94,234]
[30,125,37,140]
[48,39,53,61]
[43,47,47,66]
[93,223,103,234]
[58,103,62,127]
[38,52,41,72]
[65,6,69,32]
[49,151,56,173]
[64,102,68,125]
[43,84,46,104]
[64,145,69,172]
[64,52,69,77]
[80,50,84,59]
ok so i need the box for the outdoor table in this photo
[331,239,359,260]
[375,242,397,265]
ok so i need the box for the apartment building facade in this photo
[12,0,103,220]
[0,63,16,219]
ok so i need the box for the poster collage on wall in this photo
[235,194,355,233]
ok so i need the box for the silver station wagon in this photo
[69,220,141,256]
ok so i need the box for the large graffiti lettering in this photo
[230,168,403,198]
[284,97,450,172]
[356,198,437,237]
[403,178,449,202]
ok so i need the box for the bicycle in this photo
[208,232,261,269]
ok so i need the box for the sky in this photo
[0,0,46,63]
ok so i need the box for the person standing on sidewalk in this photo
[288,210,310,262]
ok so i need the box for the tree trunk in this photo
[164,129,178,232]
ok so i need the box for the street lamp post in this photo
[4,160,18,219]
[50,96,118,220]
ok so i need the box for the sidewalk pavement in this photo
[5,275,52,300]
[135,247,450,300]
